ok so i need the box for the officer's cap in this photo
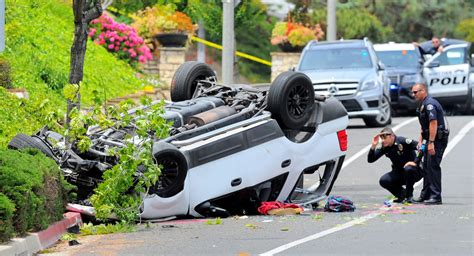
[379,127,394,136]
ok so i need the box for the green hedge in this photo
[0,148,71,243]
[0,0,152,147]
[0,193,15,243]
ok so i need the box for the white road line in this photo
[260,119,474,256]
[414,119,474,188]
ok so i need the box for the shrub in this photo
[89,13,153,65]
[0,193,15,243]
[131,4,196,39]
[0,148,72,241]
[271,22,324,47]
[0,57,12,89]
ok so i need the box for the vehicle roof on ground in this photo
[374,42,417,51]
[306,39,369,50]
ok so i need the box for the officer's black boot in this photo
[404,191,414,203]
[393,188,406,203]
[413,193,427,203]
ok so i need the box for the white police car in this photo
[421,39,473,114]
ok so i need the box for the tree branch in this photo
[85,1,103,23]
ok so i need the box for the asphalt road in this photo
[46,116,474,256]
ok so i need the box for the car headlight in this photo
[360,80,377,91]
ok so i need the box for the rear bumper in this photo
[347,109,382,118]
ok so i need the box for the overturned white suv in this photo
[8,62,349,219]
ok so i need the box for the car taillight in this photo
[337,130,348,151]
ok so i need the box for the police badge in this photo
[420,104,424,112]
[398,144,403,152]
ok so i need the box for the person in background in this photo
[368,127,422,203]
[413,36,444,55]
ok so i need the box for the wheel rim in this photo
[190,74,216,98]
[286,85,311,119]
[376,96,391,123]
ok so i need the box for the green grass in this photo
[0,0,151,147]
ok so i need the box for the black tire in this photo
[363,95,392,127]
[267,71,315,130]
[8,133,56,159]
[151,142,188,198]
[170,61,216,102]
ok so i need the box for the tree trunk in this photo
[67,0,102,126]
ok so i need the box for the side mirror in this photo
[377,61,385,70]
[426,61,440,68]
[289,66,296,71]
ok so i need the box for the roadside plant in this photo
[89,13,153,65]
[65,89,171,223]
[131,4,196,39]
[271,22,324,48]
[80,221,135,235]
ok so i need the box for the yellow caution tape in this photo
[191,36,272,66]
[106,6,127,16]
[105,7,272,66]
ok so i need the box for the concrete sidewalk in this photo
[0,212,82,256]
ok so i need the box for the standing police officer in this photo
[368,127,422,203]
[411,83,449,204]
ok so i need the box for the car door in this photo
[423,44,470,98]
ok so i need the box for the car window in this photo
[436,47,467,66]
[376,50,420,68]
[299,48,373,70]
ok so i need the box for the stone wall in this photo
[157,47,186,89]
[270,52,301,82]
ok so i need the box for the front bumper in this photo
[336,90,384,118]
[389,83,417,111]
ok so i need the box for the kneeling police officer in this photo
[368,127,422,203]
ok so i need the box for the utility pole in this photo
[327,0,336,41]
[222,0,238,84]
[0,0,5,52]
[197,20,205,63]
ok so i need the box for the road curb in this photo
[0,212,82,256]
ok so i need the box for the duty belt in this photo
[422,128,449,140]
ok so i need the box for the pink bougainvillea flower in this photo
[89,13,152,65]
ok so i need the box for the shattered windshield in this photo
[299,48,373,70]
[376,50,420,68]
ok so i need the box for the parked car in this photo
[296,38,392,127]
[8,62,349,219]
[421,39,473,114]
[374,42,425,114]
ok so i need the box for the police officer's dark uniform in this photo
[418,44,441,55]
[416,96,449,204]
[368,134,423,202]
